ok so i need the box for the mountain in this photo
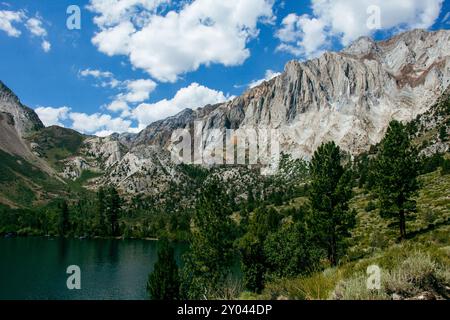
[0,82,68,207]
[0,29,449,204]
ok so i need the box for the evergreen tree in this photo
[96,187,107,236]
[439,125,448,142]
[59,199,70,236]
[238,206,280,292]
[373,120,420,240]
[263,222,320,278]
[106,187,121,236]
[181,179,236,299]
[309,141,355,266]
[147,239,181,300]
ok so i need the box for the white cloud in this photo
[276,13,327,58]
[36,83,228,136]
[79,68,157,116]
[106,100,129,113]
[106,78,157,115]
[35,106,71,127]
[41,40,51,52]
[0,10,25,37]
[79,68,120,88]
[69,112,132,135]
[277,0,444,58]
[248,69,281,88]
[87,0,168,28]
[88,0,274,82]
[79,68,114,79]
[92,21,136,56]
[0,10,51,52]
[122,79,157,103]
[26,17,47,37]
[132,82,229,127]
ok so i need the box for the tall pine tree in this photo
[59,199,70,236]
[309,141,355,266]
[105,187,121,236]
[373,120,419,240]
[147,239,180,300]
[181,178,236,299]
[96,187,107,236]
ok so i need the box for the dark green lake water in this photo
[0,237,187,300]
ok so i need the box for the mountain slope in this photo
[135,29,450,159]
[1,29,449,199]
[104,29,450,193]
[0,82,65,207]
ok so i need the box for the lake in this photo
[0,237,187,300]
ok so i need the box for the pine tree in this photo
[181,178,236,299]
[309,141,355,266]
[147,239,180,300]
[59,199,70,236]
[238,206,280,293]
[373,120,420,240]
[106,187,121,236]
[96,187,107,236]
[439,125,448,142]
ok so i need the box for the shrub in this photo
[365,201,377,212]
[262,269,342,300]
[441,159,450,175]
[332,249,450,300]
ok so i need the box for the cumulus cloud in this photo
[276,13,327,58]
[26,17,47,37]
[276,0,444,58]
[122,79,157,103]
[79,68,120,88]
[41,40,51,52]
[79,68,157,116]
[0,10,25,37]
[106,78,157,115]
[88,0,274,82]
[132,82,229,127]
[0,10,51,52]
[35,106,71,127]
[35,82,230,136]
[248,69,281,88]
[69,112,132,135]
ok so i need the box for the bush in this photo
[383,251,449,298]
[332,249,450,300]
[147,240,181,300]
[441,159,450,175]
[365,201,377,212]
[421,154,443,174]
[262,269,342,300]
[263,223,321,278]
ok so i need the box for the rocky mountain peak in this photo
[0,81,44,137]
[342,36,379,57]
[131,29,450,164]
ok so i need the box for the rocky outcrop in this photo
[2,29,449,196]
[134,29,450,161]
[77,29,450,194]
[0,81,43,137]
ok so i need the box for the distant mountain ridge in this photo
[0,29,449,205]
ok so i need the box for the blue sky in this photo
[1,0,449,136]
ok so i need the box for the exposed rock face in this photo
[1,29,449,196]
[134,29,450,161]
[70,29,450,194]
[0,81,44,137]
[0,82,50,173]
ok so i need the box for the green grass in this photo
[65,170,103,193]
[0,150,67,207]
[27,126,85,170]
